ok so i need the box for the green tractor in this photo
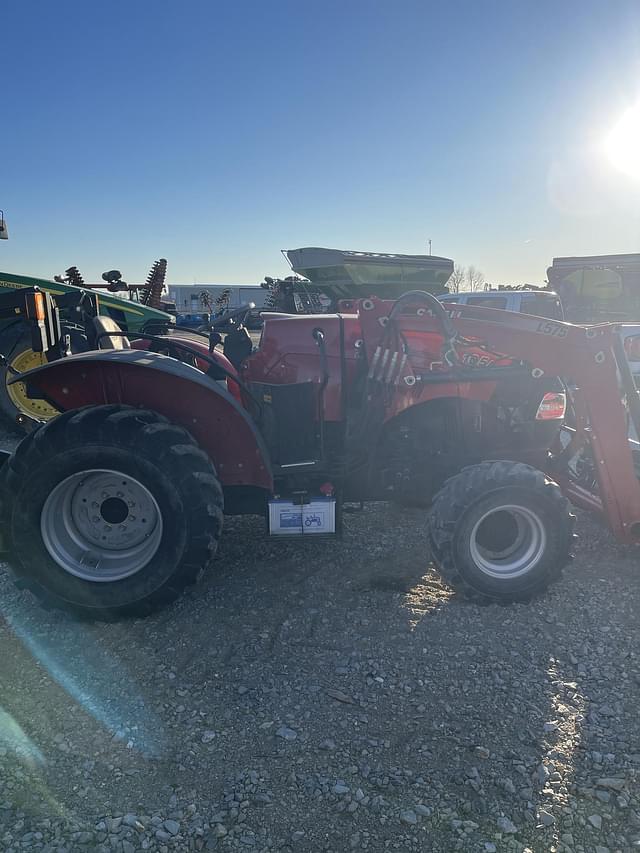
[0,264,175,429]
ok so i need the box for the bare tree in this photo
[215,288,231,313]
[466,265,485,292]
[447,264,466,293]
[199,290,214,313]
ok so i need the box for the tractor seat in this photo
[93,316,131,350]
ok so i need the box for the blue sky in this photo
[2,0,640,286]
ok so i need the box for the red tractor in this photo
[1,289,638,619]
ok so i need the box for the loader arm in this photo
[358,296,640,542]
[13,349,273,490]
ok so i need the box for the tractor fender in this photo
[12,349,273,490]
[130,335,242,401]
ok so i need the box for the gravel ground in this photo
[0,427,639,853]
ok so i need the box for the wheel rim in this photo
[40,469,163,582]
[469,504,546,579]
[6,348,59,421]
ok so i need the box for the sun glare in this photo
[605,102,640,179]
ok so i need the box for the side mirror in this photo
[0,212,8,240]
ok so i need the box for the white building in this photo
[167,284,269,313]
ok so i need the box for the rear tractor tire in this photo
[0,405,224,619]
[427,461,574,604]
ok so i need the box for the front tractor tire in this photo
[427,461,574,604]
[1,406,224,619]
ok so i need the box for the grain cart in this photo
[1,290,637,619]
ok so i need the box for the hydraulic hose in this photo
[312,328,329,462]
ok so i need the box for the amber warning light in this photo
[26,291,46,321]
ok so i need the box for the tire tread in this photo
[0,405,224,619]
[428,460,574,604]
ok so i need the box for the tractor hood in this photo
[0,271,173,331]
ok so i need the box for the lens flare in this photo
[605,102,640,179]
[0,706,45,767]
